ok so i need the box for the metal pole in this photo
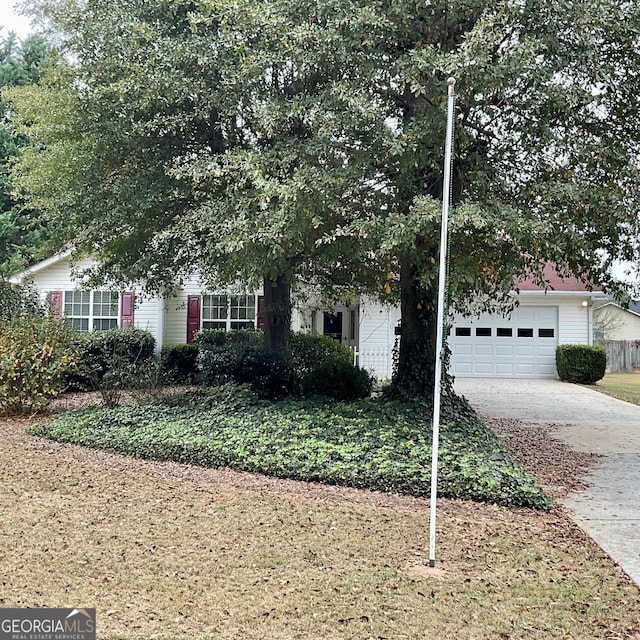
[428,77,456,568]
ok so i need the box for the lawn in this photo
[594,373,640,405]
[1,417,639,639]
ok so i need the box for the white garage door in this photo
[449,306,558,378]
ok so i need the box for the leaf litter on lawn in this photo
[1,404,639,639]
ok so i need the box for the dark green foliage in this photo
[196,329,264,385]
[301,356,373,400]
[238,349,300,400]
[197,329,297,398]
[197,330,359,398]
[1,33,57,275]
[30,385,551,510]
[196,328,264,349]
[290,333,352,377]
[160,343,198,384]
[556,344,606,384]
[69,327,156,390]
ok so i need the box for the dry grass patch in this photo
[593,373,640,405]
[1,423,639,640]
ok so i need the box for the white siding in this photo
[163,277,266,346]
[27,257,96,294]
[594,305,640,341]
[556,298,590,344]
[357,297,400,380]
[163,276,202,346]
[19,256,160,347]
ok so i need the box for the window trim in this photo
[63,290,119,332]
[202,293,257,331]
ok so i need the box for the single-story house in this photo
[593,300,640,341]
[10,253,600,379]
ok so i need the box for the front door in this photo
[323,312,343,342]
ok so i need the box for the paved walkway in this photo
[454,378,640,587]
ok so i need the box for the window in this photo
[538,328,555,338]
[64,290,118,331]
[476,328,492,337]
[455,327,471,337]
[202,294,228,330]
[202,294,256,331]
[518,328,534,337]
[497,328,513,337]
[230,295,256,330]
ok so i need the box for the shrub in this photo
[239,349,300,400]
[70,327,156,390]
[290,333,352,378]
[160,344,199,384]
[196,328,263,350]
[301,356,374,400]
[556,344,606,384]
[0,284,78,415]
[196,329,264,385]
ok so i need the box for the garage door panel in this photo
[473,344,494,357]
[474,363,495,375]
[515,363,535,375]
[452,344,472,357]
[450,306,559,378]
[495,363,516,376]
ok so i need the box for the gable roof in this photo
[598,300,640,318]
[8,249,74,284]
[516,263,601,294]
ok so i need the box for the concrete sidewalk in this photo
[454,378,640,587]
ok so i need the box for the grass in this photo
[594,373,640,405]
[1,431,639,640]
[29,385,550,509]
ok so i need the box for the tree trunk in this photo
[262,273,292,354]
[391,250,456,400]
[391,254,438,398]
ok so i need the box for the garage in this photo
[449,305,559,378]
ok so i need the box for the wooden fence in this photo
[596,340,640,373]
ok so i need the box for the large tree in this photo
[10,0,388,352]
[11,0,640,396]
[0,31,54,275]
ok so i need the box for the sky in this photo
[0,2,35,41]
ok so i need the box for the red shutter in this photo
[187,295,201,343]
[257,295,265,331]
[120,291,135,329]
[47,291,63,317]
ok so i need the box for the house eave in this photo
[511,289,603,299]
[8,249,74,284]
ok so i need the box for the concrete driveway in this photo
[454,377,640,587]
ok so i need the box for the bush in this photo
[290,333,352,378]
[555,344,606,384]
[0,283,78,415]
[197,331,259,384]
[195,330,367,398]
[160,344,199,384]
[239,349,300,400]
[301,356,373,400]
[196,328,263,350]
[70,327,156,390]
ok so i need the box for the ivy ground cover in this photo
[30,385,550,509]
